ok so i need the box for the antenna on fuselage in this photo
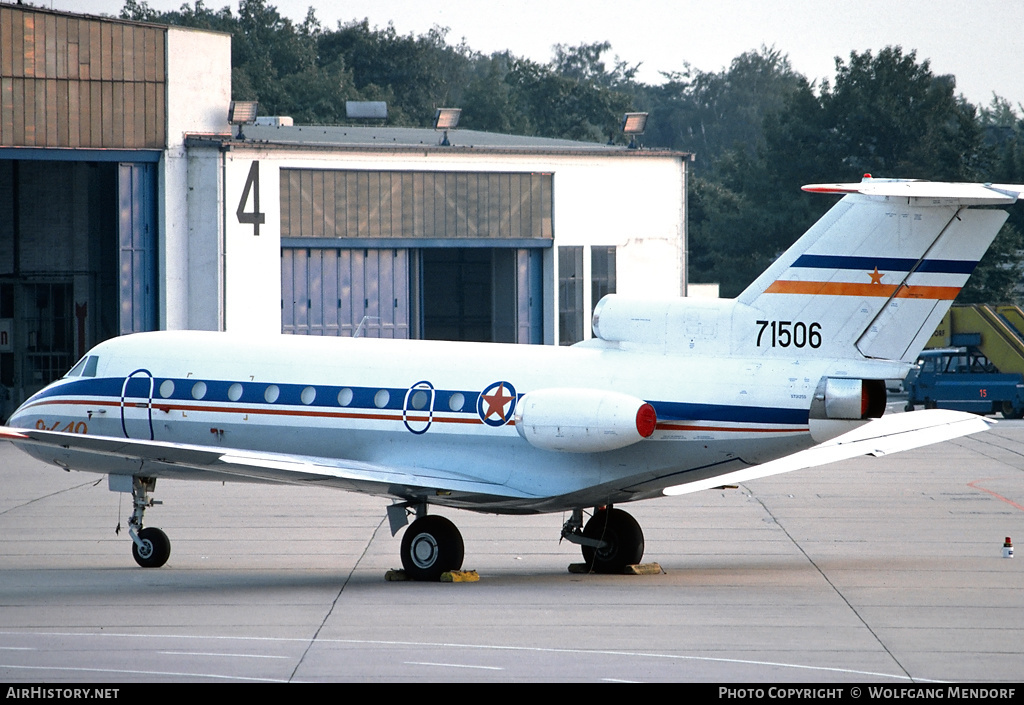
[353,316,381,338]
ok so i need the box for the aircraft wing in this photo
[663,409,994,496]
[0,427,539,503]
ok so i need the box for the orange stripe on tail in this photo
[765,280,960,300]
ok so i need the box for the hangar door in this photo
[282,248,409,338]
[282,246,543,343]
[0,158,157,418]
[280,169,550,343]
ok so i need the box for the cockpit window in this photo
[65,355,99,378]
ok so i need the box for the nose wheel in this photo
[400,515,464,581]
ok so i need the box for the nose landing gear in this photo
[126,476,170,568]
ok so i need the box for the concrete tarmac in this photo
[0,416,1021,683]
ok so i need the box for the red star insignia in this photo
[482,383,512,420]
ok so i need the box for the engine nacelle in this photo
[592,296,679,345]
[514,388,657,453]
[808,377,887,443]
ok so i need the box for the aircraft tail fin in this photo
[737,179,1023,362]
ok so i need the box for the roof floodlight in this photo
[434,108,462,145]
[228,100,259,139]
[622,112,649,149]
[434,108,461,130]
[622,112,648,134]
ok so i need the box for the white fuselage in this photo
[7,330,901,513]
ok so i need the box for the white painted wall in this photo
[222,151,282,333]
[162,27,231,330]
[185,148,224,331]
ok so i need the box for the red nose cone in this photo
[636,403,657,438]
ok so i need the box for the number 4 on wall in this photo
[236,161,266,236]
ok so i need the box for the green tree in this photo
[318,20,472,126]
[460,52,529,134]
[643,47,806,173]
[500,43,635,143]
[821,47,986,181]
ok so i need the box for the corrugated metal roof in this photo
[188,124,688,158]
[245,124,604,148]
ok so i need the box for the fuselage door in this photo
[120,368,155,440]
[403,381,435,434]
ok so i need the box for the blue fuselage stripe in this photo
[650,401,808,425]
[26,377,811,428]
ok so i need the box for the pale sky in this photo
[26,0,1024,110]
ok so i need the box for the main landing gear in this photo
[394,505,645,580]
[400,514,465,581]
[127,476,171,568]
[561,506,645,574]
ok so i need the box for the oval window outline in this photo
[403,381,435,434]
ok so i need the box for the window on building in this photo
[591,246,616,314]
[559,246,584,345]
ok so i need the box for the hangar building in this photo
[0,5,690,419]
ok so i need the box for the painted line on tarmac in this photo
[0,629,940,682]
[968,478,1024,511]
[405,661,504,671]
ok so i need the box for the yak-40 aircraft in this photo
[3,177,1024,579]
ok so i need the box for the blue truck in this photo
[904,347,1024,418]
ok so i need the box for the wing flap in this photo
[663,409,993,496]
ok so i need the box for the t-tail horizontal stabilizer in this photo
[663,409,993,496]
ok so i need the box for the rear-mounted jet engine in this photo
[514,388,657,453]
